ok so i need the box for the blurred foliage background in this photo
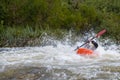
[0,0,120,47]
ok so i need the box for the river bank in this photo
[0,0,120,47]
[0,26,119,47]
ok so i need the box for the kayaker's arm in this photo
[74,37,95,51]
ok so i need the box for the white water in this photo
[0,41,120,79]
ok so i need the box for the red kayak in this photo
[76,48,93,55]
[75,29,106,56]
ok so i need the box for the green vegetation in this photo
[0,0,120,47]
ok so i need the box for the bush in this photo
[0,0,120,46]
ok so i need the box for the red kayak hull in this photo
[77,48,93,55]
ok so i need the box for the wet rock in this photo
[101,66,120,72]
[0,66,85,80]
[0,67,41,80]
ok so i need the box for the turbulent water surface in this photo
[0,41,120,80]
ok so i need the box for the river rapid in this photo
[0,40,120,80]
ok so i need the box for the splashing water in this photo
[0,37,120,79]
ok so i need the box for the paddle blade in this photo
[96,29,106,38]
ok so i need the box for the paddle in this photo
[74,29,106,51]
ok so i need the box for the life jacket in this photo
[91,41,98,48]
[84,40,98,50]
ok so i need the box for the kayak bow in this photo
[77,48,93,55]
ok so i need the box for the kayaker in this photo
[84,40,98,50]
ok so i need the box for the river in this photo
[0,41,120,80]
